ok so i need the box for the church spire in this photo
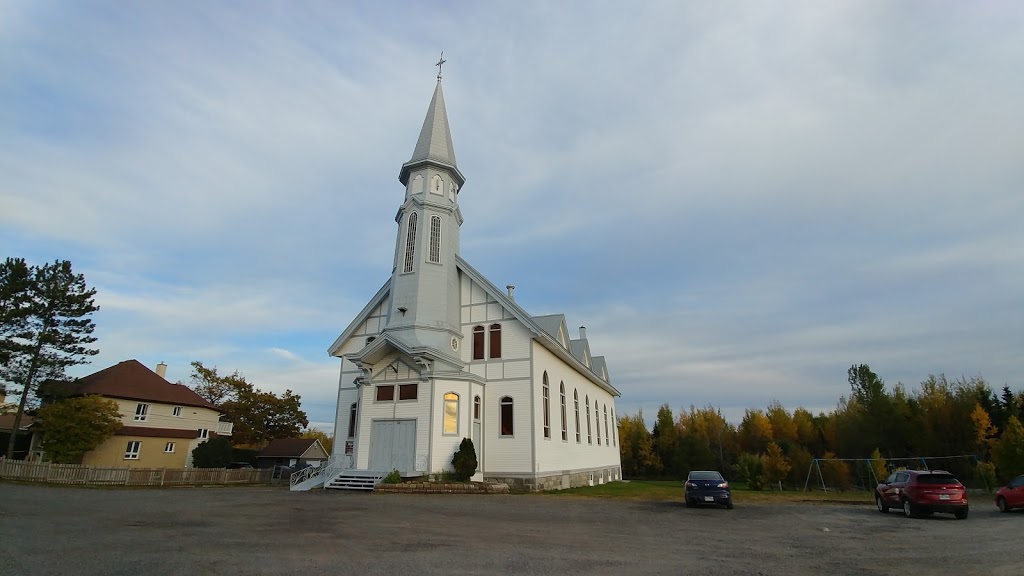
[399,75,465,188]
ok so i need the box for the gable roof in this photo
[258,438,327,459]
[40,360,219,411]
[456,256,619,396]
[328,279,391,357]
[0,413,34,432]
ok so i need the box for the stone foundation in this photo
[485,466,622,492]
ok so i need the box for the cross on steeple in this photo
[435,51,446,80]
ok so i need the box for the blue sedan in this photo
[684,470,733,509]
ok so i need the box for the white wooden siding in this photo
[531,341,621,475]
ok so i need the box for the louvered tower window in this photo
[428,215,442,263]
[403,213,418,273]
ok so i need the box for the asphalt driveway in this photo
[1,483,1020,576]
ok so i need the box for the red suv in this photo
[875,469,968,519]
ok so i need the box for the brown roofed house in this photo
[256,438,329,469]
[37,360,233,468]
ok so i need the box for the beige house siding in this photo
[111,398,222,433]
[82,434,189,468]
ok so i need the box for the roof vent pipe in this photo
[155,362,168,379]
[579,326,587,340]
[507,284,515,300]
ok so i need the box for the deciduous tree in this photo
[992,416,1024,482]
[2,259,99,459]
[761,442,791,489]
[37,395,121,464]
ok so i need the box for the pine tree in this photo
[2,259,99,459]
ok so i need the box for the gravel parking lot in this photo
[2,483,1021,576]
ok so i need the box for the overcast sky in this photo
[3,1,1022,431]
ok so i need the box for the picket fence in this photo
[0,459,271,487]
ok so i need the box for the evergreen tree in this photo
[2,259,99,459]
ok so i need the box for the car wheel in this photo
[954,507,968,520]
[997,497,1010,513]
[876,494,889,514]
[902,498,916,518]
[725,500,734,510]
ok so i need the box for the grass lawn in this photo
[541,479,873,504]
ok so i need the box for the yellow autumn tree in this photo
[761,442,791,489]
[869,448,888,484]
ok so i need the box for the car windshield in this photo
[918,474,958,485]
[689,471,723,481]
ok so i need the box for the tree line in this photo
[617,364,1024,490]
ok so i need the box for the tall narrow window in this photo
[500,396,514,436]
[595,400,601,445]
[560,382,567,441]
[443,393,459,435]
[472,326,485,360]
[603,405,609,447]
[429,215,442,263]
[574,390,581,443]
[474,395,481,420]
[542,373,550,439]
[403,212,418,273]
[586,395,592,444]
[611,408,616,446]
[489,324,502,359]
[347,403,358,438]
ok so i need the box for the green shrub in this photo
[733,452,764,490]
[192,437,234,468]
[451,438,478,481]
[382,469,402,484]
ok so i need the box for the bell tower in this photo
[384,73,466,357]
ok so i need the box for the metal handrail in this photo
[289,454,353,490]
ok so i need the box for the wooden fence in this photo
[0,459,272,487]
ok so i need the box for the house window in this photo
[574,390,580,443]
[428,215,442,263]
[376,385,395,402]
[472,326,485,360]
[347,403,358,438]
[444,393,459,435]
[473,395,481,420]
[172,406,182,417]
[603,405,609,447]
[403,212,418,273]
[560,382,567,441]
[398,383,419,400]
[198,429,209,440]
[134,403,149,422]
[164,442,175,453]
[500,396,514,437]
[542,373,550,439]
[586,395,592,444]
[595,400,601,445]
[125,441,141,460]
[489,324,502,359]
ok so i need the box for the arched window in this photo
[559,382,567,441]
[474,395,481,421]
[489,324,502,359]
[472,326,485,360]
[596,400,602,445]
[611,408,616,446]
[500,396,514,437]
[403,212,418,273]
[586,395,592,444]
[603,405,609,447]
[542,373,550,439]
[574,390,580,443]
[428,215,442,263]
[443,392,459,435]
[347,403,357,438]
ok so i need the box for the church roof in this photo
[399,81,466,187]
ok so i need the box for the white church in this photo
[320,74,622,491]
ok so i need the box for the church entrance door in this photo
[369,419,416,473]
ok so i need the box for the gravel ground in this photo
[1,483,1021,576]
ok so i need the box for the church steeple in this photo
[399,80,466,188]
